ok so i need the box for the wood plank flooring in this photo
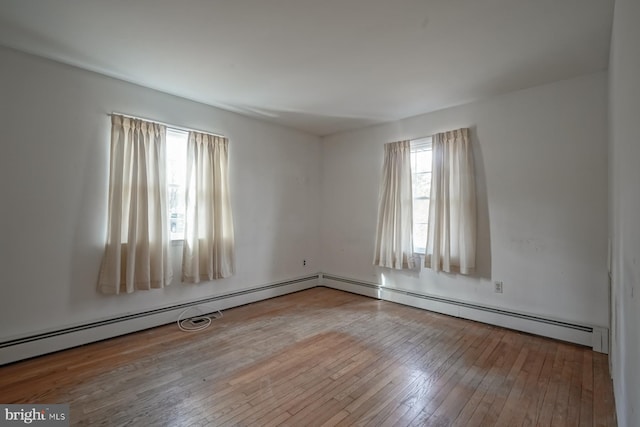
[0,288,616,426]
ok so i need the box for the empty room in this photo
[0,0,638,426]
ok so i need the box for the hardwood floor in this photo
[0,288,616,426]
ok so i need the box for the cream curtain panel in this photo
[373,140,416,269]
[98,115,173,294]
[182,132,235,282]
[425,128,477,274]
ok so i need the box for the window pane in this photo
[166,129,188,239]
[412,172,431,198]
[413,199,430,223]
[414,150,432,173]
[413,223,427,253]
[411,138,432,255]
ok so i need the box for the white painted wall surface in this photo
[321,72,609,328]
[609,0,640,424]
[0,47,321,340]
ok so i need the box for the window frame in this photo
[165,127,189,241]
[410,136,433,255]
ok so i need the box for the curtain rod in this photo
[108,112,226,138]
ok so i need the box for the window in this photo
[166,128,188,240]
[410,137,432,254]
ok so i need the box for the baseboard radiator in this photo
[0,272,609,365]
[0,275,320,365]
[321,274,609,354]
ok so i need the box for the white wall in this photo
[321,72,609,328]
[0,41,615,377]
[609,0,640,424]
[0,46,321,340]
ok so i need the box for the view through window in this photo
[166,128,188,240]
[411,137,432,254]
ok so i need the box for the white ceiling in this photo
[0,0,614,136]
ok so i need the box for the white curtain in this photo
[98,115,173,294]
[373,140,416,269]
[425,128,476,274]
[182,132,235,282]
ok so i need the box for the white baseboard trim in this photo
[321,273,609,354]
[1,272,609,365]
[0,275,319,365]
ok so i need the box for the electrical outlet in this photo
[494,281,503,293]
[303,259,307,266]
